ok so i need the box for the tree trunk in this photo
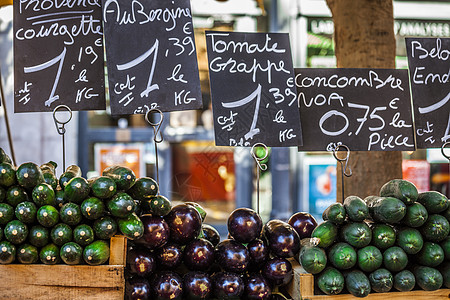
[326,0,403,200]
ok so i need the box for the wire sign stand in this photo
[251,143,269,215]
[53,105,72,172]
[333,144,353,202]
[145,109,164,194]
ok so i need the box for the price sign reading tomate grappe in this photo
[406,37,450,149]
[206,31,302,147]
[102,0,202,115]
[295,68,415,151]
[13,0,105,113]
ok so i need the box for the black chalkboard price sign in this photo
[13,0,105,113]
[295,68,415,152]
[406,37,450,149]
[102,0,202,115]
[206,31,302,147]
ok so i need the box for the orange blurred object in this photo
[0,0,12,7]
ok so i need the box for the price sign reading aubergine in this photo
[102,0,202,115]
[295,68,415,151]
[13,1,105,112]
[206,31,302,147]
[406,37,450,149]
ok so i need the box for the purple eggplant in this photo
[227,208,262,243]
[244,273,272,300]
[215,239,250,273]
[183,238,215,271]
[212,271,244,299]
[126,247,155,277]
[247,238,269,271]
[288,212,317,239]
[183,271,212,299]
[165,204,202,245]
[155,243,183,269]
[126,276,151,300]
[134,215,169,249]
[150,271,183,300]
[263,220,300,258]
[202,224,221,246]
[262,257,293,287]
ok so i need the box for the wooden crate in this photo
[287,259,450,300]
[0,235,127,300]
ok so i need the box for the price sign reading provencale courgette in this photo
[295,68,415,151]
[13,0,105,112]
[206,31,302,147]
[102,0,202,115]
[406,37,450,149]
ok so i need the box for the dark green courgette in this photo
[6,186,29,207]
[402,202,428,227]
[417,191,449,214]
[0,203,14,225]
[0,241,15,264]
[54,188,66,208]
[379,179,418,205]
[0,148,12,164]
[369,268,393,293]
[17,243,38,264]
[93,216,118,240]
[32,183,55,207]
[73,224,95,246]
[344,196,369,222]
[413,265,443,291]
[311,221,338,248]
[50,223,73,246]
[340,222,372,248]
[316,267,345,295]
[357,245,383,272]
[39,243,60,264]
[41,161,58,191]
[60,242,83,265]
[441,236,450,261]
[4,220,28,244]
[88,176,117,199]
[63,177,90,204]
[126,177,158,201]
[37,205,59,227]
[16,162,44,190]
[28,225,49,247]
[107,192,135,218]
[81,197,105,220]
[344,270,371,298]
[366,196,406,224]
[15,201,37,224]
[371,223,396,249]
[416,242,445,267]
[328,242,357,270]
[142,195,172,217]
[420,214,450,243]
[383,246,408,272]
[83,240,110,265]
[117,212,144,240]
[298,245,327,274]
[438,262,450,288]
[0,162,16,187]
[393,270,415,292]
[60,203,82,226]
[102,166,136,191]
[59,165,81,189]
[396,227,423,255]
[322,203,346,224]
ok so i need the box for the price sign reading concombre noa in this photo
[14,0,105,112]
[206,31,302,147]
[295,68,415,152]
[406,37,450,149]
[102,0,202,115]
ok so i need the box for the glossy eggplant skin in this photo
[228,208,262,243]
[212,271,244,299]
[262,257,293,287]
[244,273,272,300]
[263,220,300,258]
[134,215,169,250]
[155,243,184,269]
[247,239,269,271]
[150,271,183,300]
[126,247,155,277]
[183,238,215,271]
[165,204,202,245]
[288,212,318,239]
[125,277,151,300]
[215,239,250,273]
[202,224,221,247]
[183,271,212,300]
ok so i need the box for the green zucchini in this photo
[328,242,357,270]
[37,205,59,227]
[63,177,90,204]
[441,236,450,261]
[311,221,338,248]
[393,270,415,292]
[0,187,5,203]
[402,202,428,227]
[6,186,29,207]
[413,265,443,291]
[50,223,73,246]
[383,246,408,272]
[60,203,82,226]
[142,195,172,217]
[322,203,346,224]
[60,242,83,265]
[0,148,12,164]
[126,177,158,201]
[17,243,38,264]
[15,201,37,224]
[344,270,371,298]
[73,224,95,246]
[32,183,55,207]
[379,179,418,205]
[39,243,60,265]
[102,166,136,191]
[316,267,345,295]
[88,176,116,199]
[443,206,450,222]
[396,227,423,255]
[420,214,450,243]
[0,241,15,264]
[93,216,118,240]
[59,165,81,189]
[117,212,144,240]
[298,245,327,274]
[4,220,28,244]
[28,225,49,247]
[357,245,383,272]
[81,197,105,220]
[0,162,16,187]
[418,191,449,214]
[344,196,369,222]
[366,196,406,224]
[371,224,396,249]
[416,242,445,267]
[83,240,110,265]
[54,189,66,208]
[369,268,393,293]
[40,161,58,190]
[107,192,135,218]
[16,162,44,190]
[340,222,372,248]
[0,203,14,225]
[438,262,450,288]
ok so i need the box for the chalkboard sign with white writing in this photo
[295,68,415,151]
[206,31,302,147]
[102,0,202,115]
[406,37,450,149]
[13,0,105,112]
